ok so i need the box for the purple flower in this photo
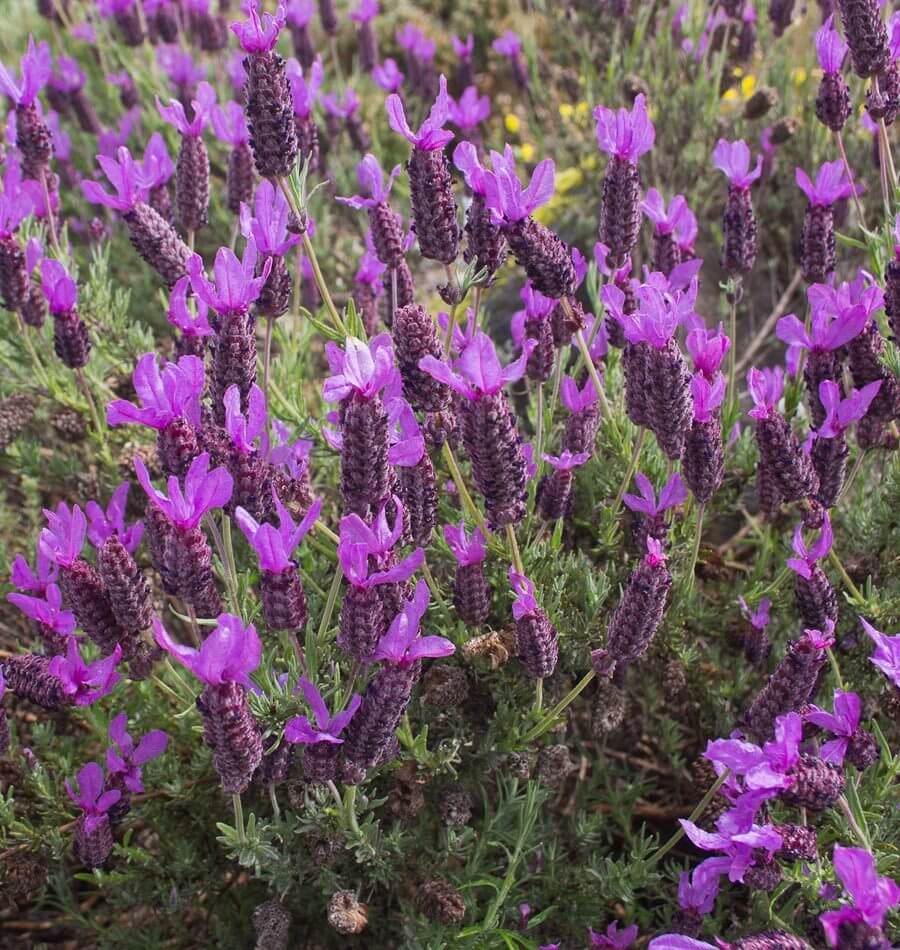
[386,397,425,466]
[50,56,85,93]
[107,352,205,431]
[85,483,144,554]
[323,334,396,402]
[623,472,687,517]
[7,584,76,638]
[805,689,865,765]
[680,804,783,883]
[65,762,120,826]
[223,383,266,454]
[817,380,882,438]
[560,375,599,413]
[649,936,717,950]
[321,88,360,119]
[0,36,52,107]
[453,141,506,199]
[240,180,300,258]
[230,0,286,53]
[808,272,883,323]
[819,846,900,947]
[816,15,847,74]
[96,107,141,160]
[795,161,854,207]
[210,101,250,147]
[285,0,313,27]
[713,139,762,189]
[543,450,590,471]
[106,713,168,794]
[686,324,730,378]
[419,331,534,400]
[40,258,77,315]
[594,94,655,161]
[134,452,233,530]
[236,494,321,572]
[449,87,490,131]
[39,503,87,568]
[443,521,486,566]
[187,240,271,317]
[739,597,771,630]
[80,147,148,213]
[337,521,423,589]
[167,277,213,338]
[336,154,401,210]
[691,372,726,423]
[678,859,722,915]
[492,30,522,58]
[776,303,869,355]
[452,34,474,60]
[0,169,34,237]
[860,617,900,688]
[287,58,323,118]
[10,546,57,595]
[156,46,207,90]
[787,513,833,580]
[50,639,122,705]
[368,579,454,665]
[372,58,404,93]
[350,0,378,21]
[156,81,216,137]
[284,677,362,743]
[386,74,454,150]
[485,148,556,223]
[142,133,175,190]
[153,612,261,688]
[747,366,784,419]
[588,922,639,948]
[641,188,690,236]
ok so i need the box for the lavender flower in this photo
[141,133,175,223]
[861,617,900,688]
[211,101,254,216]
[820,846,900,948]
[421,332,533,528]
[787,513,838,631]
[452,34,475,89]
[154,613,263,792]
[167,276,214,358]
[684,374,725,504]
[561,375,600,455]
[816,17,852,131]
[492,30,528,88]
[387,76,459,266]
[373,58,404,94]
[739,596,772,667]
[623,471,688,549]
[795,162,854,283]
[41,259,91,370]
[642,189,694,276]
[806,689,877,769]
[50,638,122,706]
[285,0,316,67]
[2,653,67,709]
[337,155,405,271]
[65,763,120,868]
[287,58,322,170]
[595,95,655,268]
[350,0,379,72]
[589,922,639,948]
[0,38,53,178]
[444,521,490,625]
[0,171,35,313]
[713,139,761,276]
[284,677,362,783]
[105,713,168,820]
[7,583,76,655]
[449,87,490,136]
[453,142,508,283]
[509,570,558,678]
[836,0,889,77]
[537,450,590,521]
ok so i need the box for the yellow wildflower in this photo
[741,75,756,98]
[791,67,808,85]
[519,142,536,162]
[504,113,521,134]
[559,103,574,120]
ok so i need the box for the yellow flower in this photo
[575,101,591,125]
[580,154,598,172]
[740,75,756,98]
[722,87,739,102]
[559,103,574,120]
[555,167,583,193]
[791,67,808,85]
[518,142,535,161]
[733,66,744,78]
[504,113,521,134]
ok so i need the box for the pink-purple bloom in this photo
[747,366,784,419]
[235,494,322,573]
[135,452,233,530]
[106,713,168,794]
[368,579,454,665]
[0,36,52,107]
[65,762,120,827]
[712,139,762,188]
[349,0,378,23]
[492,30,522,58]
[186,240,271,317]
[323,334,397,402]
[80,147,148,213]
[419,331,534,400]
[686,324,730,379]
[167,277,213,339]
[452,34,474,60]
[560,375,599,413]
[10,546,57,595]
[542,450,591,471]
[210,100,250,147]
[107,353,205,431]
[739,597,771,630]
[588,922,639,949]
[691,373,726,423]
[795,161,855,207]
[7,584,76,638]
[142,133,175,189]
[861,617,900,688]
[156,81,216,137]
[449,86,491,131]
[484,148,556,223]
[230,0,286,53]
[776,302,869,355]
[85,483,144,554]
[641,188,690,235]
[816,15,847,73]
[817,380,882,438]
[153,612,261,688]
[443,521,486,566]
[40,258,78,315]
[594,94,655,161]
[39,503,87,568]
[819,846,900,947]
[386,74,454,150]
[787,513,833,580]
[50,639,122,705]
[805,689,866,765]
[287,58,323,118]
[623,472,687,517]
[240,180,300,257]
[336,154,401,209]
[372,58,404,93]
[284,678,362,744]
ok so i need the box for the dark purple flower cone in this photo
[732,933,813,950]
[652,231,679,277]
[756,415,819,503]
[368,202,405,269]
[297,741,336,784]
[198,681,263,793]
[257,255,292,320]
[463,194,507,281]
[564,403,601,456]
[272,465,314,514]
[597,554,671,678]
[114,5,144,45]
[743,635,829,740]
[722,186,758,276]
[154,4,179,41]
[393,304,451,411]
[0,712,8,756]
[69,88,102,135]
[805,350,844,429]
[59,560,125,656]
[20,282,47,328]
[630,512,670,557]
[503,217,576,300]
[149,183,172,223]
[837,0,889,77]
[816,73,852,131]
[769,0,796,35]
[52,312,91,370]
[407,148,459,265]
[15,105,52,178]
[343,662,418,771]
[167,525,222,618]
[346,115,371,154]
[744,853,783,892]
[227,143,255,216]
[800,204,836,283]
[812,435,847,508]
[122,203,192,287]
[157,417,200,478]
[338,584,386,661]
[0,236,31,312]
[846,729,878,769]
[452,562,491,626]
[536,468,575,521]
[515,612,559,678]
[794,566,838,631]
[196,11,229,51]
[599,156,642,268]
[646,341,693,461]
[356,282,380,336]
[774,823,818,861]
[525,317,555,383]
[254,735,294,787]
[551,294,586,347]
[848,323,900,437]
[295,114,320,172]
[98,535,153,635]
[290,23,316,68]
[74,814,114,869]
[356,21,378,72]
[211,314,257,425]
[145,503,178,594]
[782,754,844,809]
[340,393,391,517]
[398,454,438,546]
[423,405,458,450]
[260,565,308,632]
[317,0,338,33]
[683,417,724,504]
[2,654,67,709]
[243,52,299,180]
[384,260,415,316]
[175,136,210,234]
[460,392,528,529]
[886,260,900,342]
[743,625,771,667]
[623,342,651,428]
[757,457,785,517]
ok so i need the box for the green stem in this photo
[534,382,545,477]
[613,428,647,512]
[684,504,705,595]
[505,523,524,575]
[726,291,739,411]
[221,515,240,613]
[573,323,612,420]
[648,769,732,866]
[232,793,245,845]
[342,784,360,835]
[75,368,105,446]
[269,784,280,818]
[300,231,346,335]
[533,678,543,715]
[316,565,343,654]
[836,131,866,229]
[520,669,596,745]
[826,647,845,691]
[421,559,448,615]
[442,443,487,535]
[262,316,274,406]
[837,794,871,851]
[828,548,865,604]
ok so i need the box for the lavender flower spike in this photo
[444,521,491,625]
[65,763,120,868]
[510,570,559,678]
[211,100,254,216]
[154,613,263,792]
[187,240,271,318]
[787,513,838,632]
[284,677,362,783]
[336,154,405,271]
[453,142,508,283]
[796,161,854,283]
[713,139,761,275]
[860,617,900,688]
[106,713,168,796]
[49,638,122,706]
[42,258,91,370]
[819,846,900,948]
[805,689,877,769]
[816,16,852,131]
[683,373,725,505]
[623,471,687,548]
[537,450,591,522]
